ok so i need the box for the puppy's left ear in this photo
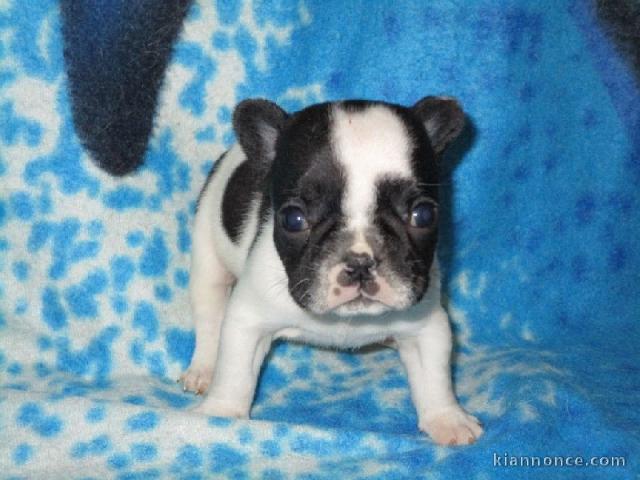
[412,96,465,155]
[233,98,288,162]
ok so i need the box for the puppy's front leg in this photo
[397,307,483,445]
[193,293,272,418]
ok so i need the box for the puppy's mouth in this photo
[322,263,400,316]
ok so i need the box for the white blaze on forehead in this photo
[331,105,413,230]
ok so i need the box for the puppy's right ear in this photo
[233,99,288,162]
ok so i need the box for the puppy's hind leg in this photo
[180,197,234,395]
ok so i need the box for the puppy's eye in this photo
[280,206,309,232]
[409,201,436,228]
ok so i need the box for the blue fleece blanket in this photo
[1,1,639,478]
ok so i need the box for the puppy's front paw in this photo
[420,406,483,446]
[192,397,249,419]
[179,365,214,395]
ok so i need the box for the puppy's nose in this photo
[338,252,376,286]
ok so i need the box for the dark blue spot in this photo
[103,186,145,210]
[0,199,6,226]
[42,287,68,330]
[143,130,191,207]
[35,362,51,377]
[130,339,144,364]
[607,192,633,214]
[10,191,35,220]
[174,444,202,469]
[217,107,231,123]
[217,0,241,24]
[131,443,157,462]
[87,220,104,237]
[174,269,189,288]
[126,231,145,247]
[12,261,29,281]
[54,326,120,379]
[261,470,284,480]
[146,350,167,377]
[126,411,159,432]
[111,295,129,314]
[383,14,400,41]
[64,269,109,318]
[69,239,100,264]
[212,32,231,50]
[209,444,247,473]
[133,302,159,341]
[8,362,22,375]
[17,402,63,437]
[208,417,232,427]
[582,108,600,128]
[177,211,191,253]
[381,374,406,389]
[286,388,320,404]
[28,221,52,252]
[71,435,111,458]
[122,395,147,406]
[41,218,87,279]
[86,405,106,423]
[139,230,169,277]
[237,426,253,445]
[151,387,191,409]
[107,453,130,470]
[165,328,195,370]
[38,185,53,213]
[513,164,529,182]
[222,131,235,147]
[260,440,281,458]
[519,83,535,102]
[154,284,172,302]
[294,365,310,379]
[111,256,135,291]
[195,126,216,142]
[575,193,596,225]
[175,43,216,117]
[608,245,627,272]
[23,87,99,196]
[13,444,33,465]
[116,469,160,480]
[38,336,53,350]
[1,102,43,146]
[234,27,257,64]
[571,255,589,282]
[254,0,299,27]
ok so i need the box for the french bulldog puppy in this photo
[180,97,483,445]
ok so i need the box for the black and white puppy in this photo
[180,97,483,445]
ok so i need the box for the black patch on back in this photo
[60,0,192,176]
[222,158,270,243]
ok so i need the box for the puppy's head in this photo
[233,97,465,316]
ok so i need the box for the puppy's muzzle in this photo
[337,252,380,296]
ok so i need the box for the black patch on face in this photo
[222,158,270,243]
[270,103,347,308]
[236,98,459,311]
[388,105,441,191]
[374,176,439,304]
